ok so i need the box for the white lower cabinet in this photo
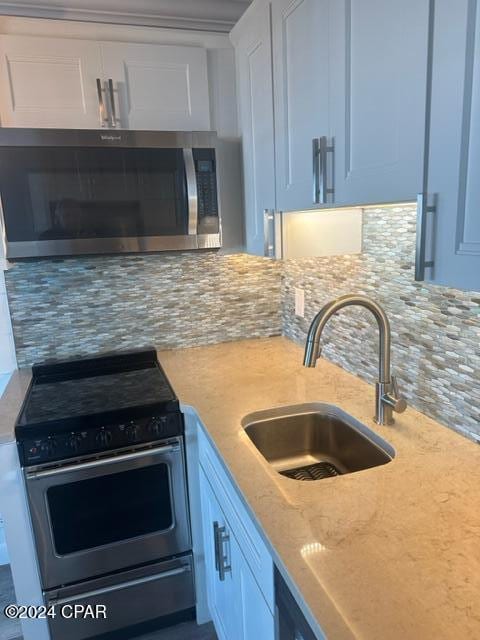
[232,537,275,640]
[199,468,275,640]
[194,414,275,640]
[199,470,237,640]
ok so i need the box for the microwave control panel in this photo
[193,149,218,218]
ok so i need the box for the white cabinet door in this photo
[420,0,480,290]
[199,468,275,640]
[101,42,210,131]
[329,0,429,205]
[0,35,104,129]
[232,534,275,640]
[232,0,276,256]
[199,470,237,640]
[272,0,331,211]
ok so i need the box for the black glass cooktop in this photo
[16,349,178,433]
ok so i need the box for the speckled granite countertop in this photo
[158,337,480,640]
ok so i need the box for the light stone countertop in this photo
[158,336,480,640]
[0,369,31,445]
[1,337,479,639]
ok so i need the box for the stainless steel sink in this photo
[242,403,395,481]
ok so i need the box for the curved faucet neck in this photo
[303,294,391,384]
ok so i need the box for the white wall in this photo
[0,267,17,376]
[0,265,16,567]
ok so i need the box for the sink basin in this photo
[242,403,394,481]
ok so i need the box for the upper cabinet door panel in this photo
[329,0,429,205]
[425,0,480,290]
[101,42,210,131]
[233,0,276,255]
[272,0,330,212]
[0,35,104,128]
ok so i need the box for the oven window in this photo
[47,464,173,555]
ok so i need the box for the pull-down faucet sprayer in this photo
[303,294,407,425]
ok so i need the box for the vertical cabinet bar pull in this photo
[312,138,321,204]
[319,136,327,204]
[213,521,231,581]
[313,137,335,204]
[213,521,221,572]
[96,79,108,128]
[415,193,436,281]
[107,79,118,128]
[264,209,276,258]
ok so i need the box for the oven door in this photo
[25,437,191,589]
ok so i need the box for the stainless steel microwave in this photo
[0,129,222,259]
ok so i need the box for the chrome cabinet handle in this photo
[313,137,335,204]
[213,521,231,581]
[264,209,275,258]
[213,521,221,572]
[319,136,327,204]
[96,78,108,128]
[415,193,435,281]
[312,137,321,204]
[107,79,118,128]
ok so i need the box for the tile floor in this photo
[0,565,217,640]
[0,565,21,640]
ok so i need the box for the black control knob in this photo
[40,438,58,459]
[125,423,139,442]
[148,416,168,438]
[96,430,112,448]
[67,433,83,454]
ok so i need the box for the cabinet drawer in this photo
[198,423,274,611]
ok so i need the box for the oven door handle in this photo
[49,564,191,606]
[26,442,179,480]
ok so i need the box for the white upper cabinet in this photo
[419,0,480,290]
[329,0,430,206]
[100,42,210,131]
[272,0,330,212]
[0,35,211,131]
[0,35,104,129]
[232,0,431,224]
[231,0,276,256]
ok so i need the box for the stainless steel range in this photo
[15,349,194,640]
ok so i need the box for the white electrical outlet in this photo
[294,287,305,317]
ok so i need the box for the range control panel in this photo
[20,413,182,467]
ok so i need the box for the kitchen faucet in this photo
[303,294,407,425]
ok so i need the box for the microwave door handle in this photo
[183,148,198,236]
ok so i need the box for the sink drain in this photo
[280,461,341,481]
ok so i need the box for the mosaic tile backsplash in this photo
[5,252,282,367]
[4,204,480,442]
[282,204,480,442]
